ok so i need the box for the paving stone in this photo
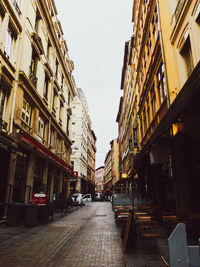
[0,203,126,267]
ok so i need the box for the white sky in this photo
[55,0,133,168]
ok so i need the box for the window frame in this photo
[38,115,45,142]
[21,98,32,127]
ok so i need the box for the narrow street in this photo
[0,202,125,267]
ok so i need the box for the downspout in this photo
[156,0,170,108]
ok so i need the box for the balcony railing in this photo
[11,0,22,17]
[174,0,186,22]
[29,67,37,88]
[0,119,7,132]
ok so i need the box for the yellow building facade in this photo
[128,0,200,215]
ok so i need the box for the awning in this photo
[21,131,72,172]
[135,60,200,167]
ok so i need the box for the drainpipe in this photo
[156,0,170,108]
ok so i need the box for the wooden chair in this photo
[161,256,169,266]
[137,220,158,249]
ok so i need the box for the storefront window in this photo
[157,62,166,105]
[33,156,44,193]
[13,150,29,203]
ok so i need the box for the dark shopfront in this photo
[0,145,10,219]
[134,61,200,216]
[12,149,29,204]
[135,152,176,212]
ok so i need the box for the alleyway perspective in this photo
[0,202,125,267]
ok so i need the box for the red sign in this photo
[73,171,78,177]
[32,193,46,205]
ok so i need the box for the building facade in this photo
[71,87,96,195]
[110,139,120,186]
[117,0,200,216]
[87,126,96,197]
[95,166,104,193]
[104,149,112,190]
[0,0,76,220]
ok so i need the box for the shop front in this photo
[0,133,17,220]
[0,143,10,219]
[134,61,200,216]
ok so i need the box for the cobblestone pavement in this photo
[0,202,126,267]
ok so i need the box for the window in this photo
[21,99,31,126]
[43,75,49,100]
[35,11,41,33]
[29,49,38,87]
[56,135,60,152]
[143,107,147,133]
[68,91,71,105]
[0,86,6,120]
[66,114,70,136]
[180,37,194,77]
[4,28,14,57]
[11,0,21,16]
[195,2,200,24]
[61,74,64,89]
[38,115,45,142]
[59,101,63,123]
[140,117,143,140]
[157,62,166,105]
[52,89,57,112]
[55,59,58,78]
[147,97,150,124]
[133,128,138,147]
[47,40,51,60]
[50,128,54,147]
[151,83,157,117]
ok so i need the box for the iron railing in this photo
[0,119,7,132]
[11,0,22,16]
[29,67,38,88]
[174,0,186,23]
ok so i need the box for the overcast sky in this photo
[55,0,133,168]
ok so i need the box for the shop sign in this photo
[73,171,78,177]
[32,193,46,205]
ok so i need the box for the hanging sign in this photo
[32,193,46,205]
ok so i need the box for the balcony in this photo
[174,0,187,23]
[29,68,37,88]
[11,0,22,17]
[0,119,7,132]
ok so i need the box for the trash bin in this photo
[7,203,25,227]
[38,205,50,224]
[24,204,39,227]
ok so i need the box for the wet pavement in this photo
[0,202,169,267]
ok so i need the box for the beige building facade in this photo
[0,0,76,220]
